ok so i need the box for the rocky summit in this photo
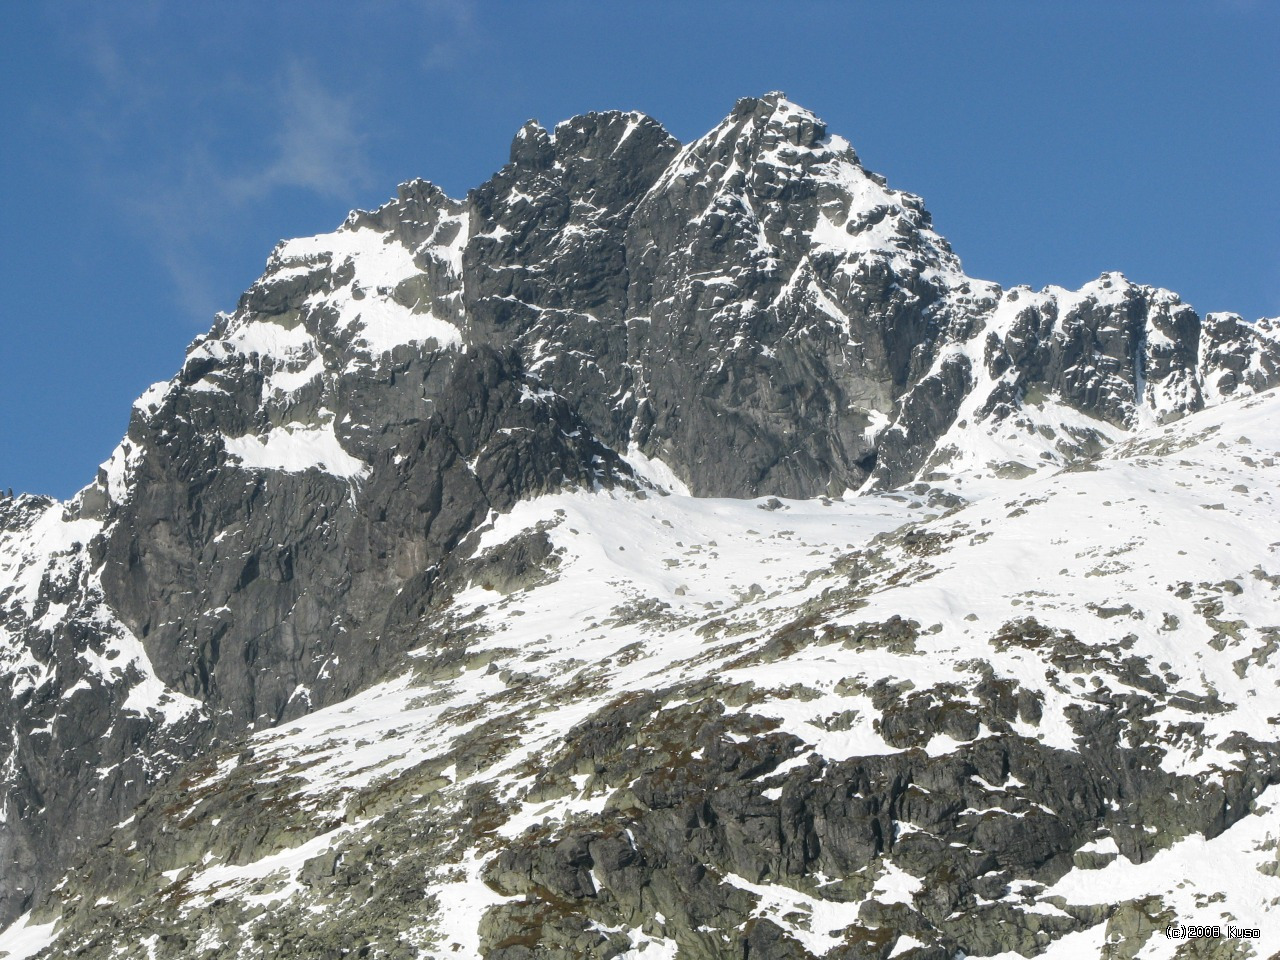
[3,93,1280,959]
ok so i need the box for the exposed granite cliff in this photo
[3,94,1280,955]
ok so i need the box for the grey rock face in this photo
[463,110,680,463]
[3,91,1280,942]
[618,94,959,497]
[0,492,208,931]
[25,462,1280,959]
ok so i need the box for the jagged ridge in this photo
[2,93,1280,956]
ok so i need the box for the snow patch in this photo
[223,421,367,480]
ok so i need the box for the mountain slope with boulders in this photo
[3,93,1280,959]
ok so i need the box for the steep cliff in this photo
[3,94,1280,958]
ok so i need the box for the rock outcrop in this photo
[3,94,1280,956]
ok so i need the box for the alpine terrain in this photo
[4,93,1280,959]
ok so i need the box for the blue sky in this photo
[2,1,1277,498]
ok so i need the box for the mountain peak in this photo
[509,119,554,168]
[717,90,830,151]
[505,110,677,177]
[5,95,1280,953]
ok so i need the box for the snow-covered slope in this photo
[8,385,1280,959]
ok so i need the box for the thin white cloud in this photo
[56,7,463,323]
[79,51,373,322]
[223,62,371,201]
[413,0,479,71]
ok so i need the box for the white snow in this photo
[175,213,470,422]
[336,294,462,356]
[174,822,362,911]
[222,420,367,480]
[228,317,313,359]
[621,443,691,496]
[723,871,867,955]
[0,913,58,960]
[98,437,142,505]
[609,927,681,959]
[425,851,516,958]
[264,354,325,396]
[278,225,420,290]
[132,380,170,415]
